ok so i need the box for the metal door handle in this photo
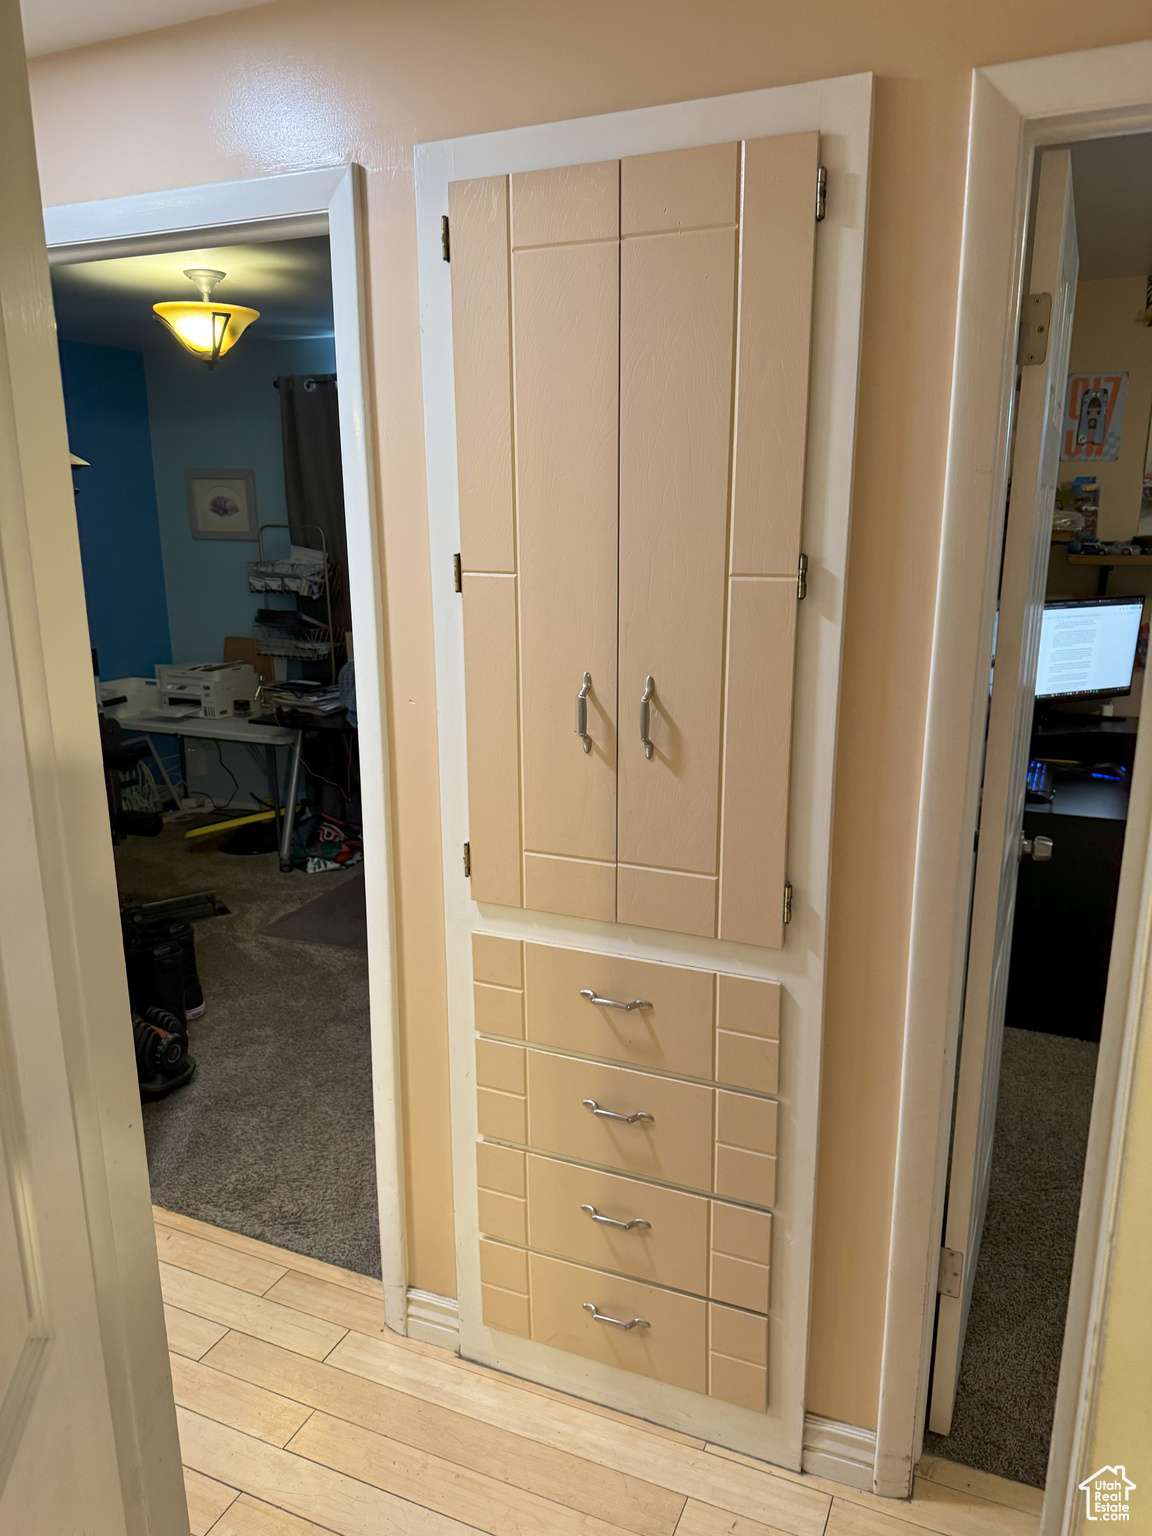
[639,675,655,759]
[575,671,592,753]
[581,1204,650,1231]
[583,1303,650,1330]
[1020,833,1054,861]
[582,1098,654,1125]
[580,989,653,1013]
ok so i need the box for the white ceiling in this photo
[1069,133,1152,282]
[20,0,270,56]
[51,235,334,349]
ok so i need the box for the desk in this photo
[1032,714,1138,770]
[115,712,303,871]
[1005,774,1128,1041]
[1065,552,1152,596]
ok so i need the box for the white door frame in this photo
[875,39,1152,1523]
[43,166,409,1332]
[414,75,872,1470]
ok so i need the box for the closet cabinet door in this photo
[453,133,818,944]
[512,164,620,922]
[718,133,819,948]
[617,144,739,938]
[450,174,522,906]
[616,133,819,947]
[451,164,621,918]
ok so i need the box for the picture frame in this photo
[185,468,258,540]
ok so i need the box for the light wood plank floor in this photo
[154,1208,1043,1536]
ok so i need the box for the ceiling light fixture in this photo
[153,267,259,368]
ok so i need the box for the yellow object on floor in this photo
[184,808,282,840]
[154,1207,1042,1536]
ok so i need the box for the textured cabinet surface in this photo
[472,934,780,1095]
[451,130,818,947]
[472,932,777,1408]
[478,1243,769,1412]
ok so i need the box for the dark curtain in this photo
[277,373,349,632]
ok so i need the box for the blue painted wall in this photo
[144,333,337,664]
[59,328,336,808]
[58,340,172,681]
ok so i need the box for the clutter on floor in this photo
[122,899,210,1098]
[922,1025,1098,1487]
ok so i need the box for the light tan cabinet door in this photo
[513,164,620,920]
[451,133,818,945]
[450,175,522,906]
[617,146,740,938]
[450,163,620,918]
[617,135,818,945]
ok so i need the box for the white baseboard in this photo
[802,1414,877,1492]
[405,1287,461,1350]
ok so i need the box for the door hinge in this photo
[453,552,462,593]
[938,1246,963,1299]
[441,214,451,262]
[1017,292,1052,366]
[797,552,809,601]
[815,165,827,223]
[782,880,793,926]
[463,841,471,878]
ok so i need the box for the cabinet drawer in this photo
[527,1051,712,1190]
[525,943,714,1078]
[517,1051,777,1206]
[478,1243,768,1411]
[473,935,781,1095]
[530,1251,707,1394]
[520,1154,773,1312]
[527,1155,709,1295]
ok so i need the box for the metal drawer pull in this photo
[575,671,593,753]
[581,1203,650,1232]
[580,988,653,1013]
[582,1098,653,1125]
[639,675,655,759]
[583,1303,650,1330]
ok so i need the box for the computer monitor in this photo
[1035,596,1144,701]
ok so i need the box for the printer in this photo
[154,662,260,719]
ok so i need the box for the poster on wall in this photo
[1061,372,1128,462]
[185,468,258,540]
[1138,403,1152,535]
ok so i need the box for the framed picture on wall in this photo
[185,469,258,540]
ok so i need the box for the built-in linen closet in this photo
[452,135,813,1412]
[417,75,870,1468]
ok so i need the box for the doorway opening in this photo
[50,227,380,1276]
[924,130,1152,1491]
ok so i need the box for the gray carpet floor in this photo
[922,1026,1098,1488]
[117,821,379,1278]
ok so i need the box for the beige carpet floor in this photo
[116,820,378,1278]
[922,1025,1098,1488]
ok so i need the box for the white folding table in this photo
[115,713,305,871]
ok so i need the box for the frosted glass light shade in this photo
[152,301,259,367]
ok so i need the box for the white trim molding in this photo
[43,166,409,1337]
[802,1416,877,1492]
[406,1288,462,1352]
[875,39,1152,1527]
